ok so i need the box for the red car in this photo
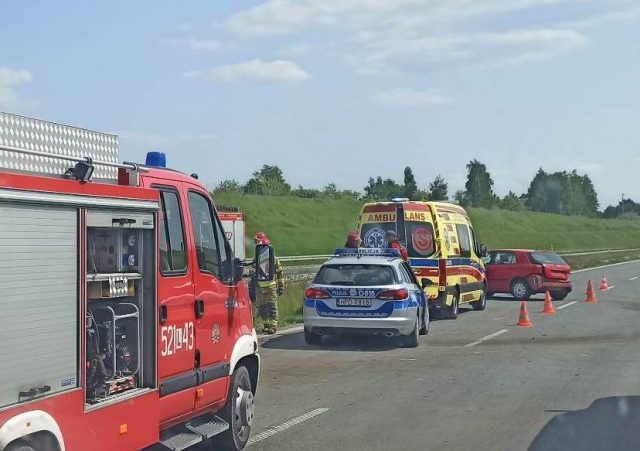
[486,249,573,300]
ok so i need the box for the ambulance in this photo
[357,198,488,318]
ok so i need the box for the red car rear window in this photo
[530,252,566,265]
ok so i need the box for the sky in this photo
[1,0,639,208]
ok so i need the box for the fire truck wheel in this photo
[5,442,36,451]
[215,365,253,450]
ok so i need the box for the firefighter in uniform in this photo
[253,232,284,335]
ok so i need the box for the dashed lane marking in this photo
[464,329,509,347]
[247,408,329,446]
[630,277,638,281]
[557,301,578,310]
[608,285,615,289]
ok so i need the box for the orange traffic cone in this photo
[542,291,556,314]
[585,280,597,303]
[517,301,533,327]
[599,276,609,291]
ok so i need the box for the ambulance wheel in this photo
[304,328,322,345]
[471,289,487,311]
[400,317,419,348]
[443,294,459,319]
[214,366,253,451]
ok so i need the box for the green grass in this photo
[468,208,640,251]
[213,192,361,256]
[213,192,640,255]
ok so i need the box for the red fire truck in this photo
[0,113,274,451]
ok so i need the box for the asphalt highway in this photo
[240,261,640,450]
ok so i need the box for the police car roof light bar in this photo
[334,248,401,258]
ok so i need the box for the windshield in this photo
[530,252,566,265]
[314,264,398,286]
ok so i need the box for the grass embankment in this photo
[213,193,640,326]
[213,192,361,257]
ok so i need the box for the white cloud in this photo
[178,22,194,32]
[189,59,311,84]
[223,0,614,73]
[371,87,453,107]
[0,67,32,108]
[187,38,223,52]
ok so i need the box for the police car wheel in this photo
[419,309,429,335]
[400,317,419,348]
[304,328,322,345]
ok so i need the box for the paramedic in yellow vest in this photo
[254,232,284,335]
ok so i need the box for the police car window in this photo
[315,264,398,286]
[398,264,413,284]
[158,190,187,275]
[188,191,229,280]
[405,222,435,258]
[456,224,471,258]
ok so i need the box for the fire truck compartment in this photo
[0,204,79,410]
[85,209,156,406]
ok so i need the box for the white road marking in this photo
[630,277,638,281]
[572,259,640,273]
[464,329,509,347]
[247,408,329,446]
[400,358,417,361]
[557,301,578,310]
[608,285,615,289]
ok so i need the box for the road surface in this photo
[242,261,640,450]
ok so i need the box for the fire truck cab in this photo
[0,113,272,451]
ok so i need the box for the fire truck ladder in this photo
[0,111,142,183]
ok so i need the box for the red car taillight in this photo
[377,288,409,300]
[305,288,331,299]
[439,259,447,287]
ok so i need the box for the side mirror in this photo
[255,244,275,282]
[233,257,244,283]
[478,244,488,258]
[421,278,432,289]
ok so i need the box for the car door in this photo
[399,262,426,324]
[186,188,235,409]
[486,251,516,293]
[143,180,198,422]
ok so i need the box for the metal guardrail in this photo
[558,248,640,257]
[280,248,640,284]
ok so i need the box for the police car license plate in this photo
[336,298,372,307]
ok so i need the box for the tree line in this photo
[214,160,627,218]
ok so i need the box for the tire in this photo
[511,279,531,301]
[214,366,254,451]
[443,293,459,319]
[5,443,36,451]
[471,289,487,311]
[551,291,568,301]
[304,328,322,345]
[401,316,419,348]
[419,308,429,335]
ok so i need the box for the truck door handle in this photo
[195,299,205,318]
[159,305,168,324]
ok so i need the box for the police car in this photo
[303,248,429,347]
